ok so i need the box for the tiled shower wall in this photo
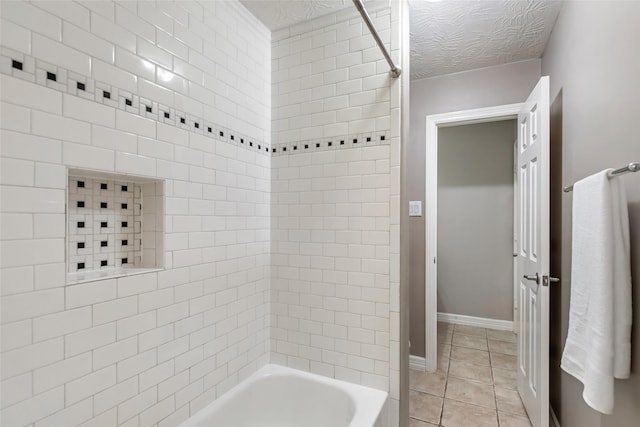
[0,1,271,426]
[269,4,403,422]
[271,7,391,147]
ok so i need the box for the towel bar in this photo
[563,162,639,192]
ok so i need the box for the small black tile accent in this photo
[101,260,108,267]
[304,144,309,149]
[121,221,128,227]
[208,127,212,133]
[77,221,85,228]
[101,241,108,247]
[103,90,110,99]
[122,240,128,246]
[353,138,358,144]
[77,181,85,188]
[164,111,170,119]
[121,203,128,209]
[100,183,107,190]
[230,135,234,140]
[316,143,320,148]
[125,98,132,106]
[293,146,297,150]
[46,72,56,82]
[121,185,127,192]
[240,138,244,143]
[272,148,276,153]
[77,201,85,208]
[340,140,345,145]
[77,262,85,270]
[219,131,224,137]
[328,142,333,147]
[258,145,261,149]
[100,202,108,209]
[283,147,287,152]
[380,135,385,141]
[366,137,371,142]
[145,105,152,113]
[180,117,186,124]
[265,147,269,152]
[101,221,108,228]
[249,142,253,147]
[122,258,128,264]
[77,242,85,249]
[12,60,23,70]
[194,122,199,129]
[77,82,85,91]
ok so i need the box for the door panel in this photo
[517,76,550,427]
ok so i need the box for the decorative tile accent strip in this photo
[270,131,390,156]
[0,49,271,156]
[0,49,390,157]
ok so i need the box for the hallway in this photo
[410,323,531,427]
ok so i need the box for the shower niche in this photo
[66,169,164,284]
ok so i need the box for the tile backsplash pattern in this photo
[67,177,142,273]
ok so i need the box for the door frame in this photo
[424,103,524,372]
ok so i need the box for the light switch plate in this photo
[409,201,422,217]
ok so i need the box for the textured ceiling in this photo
[240,0,563,80]
[410,0,562,79]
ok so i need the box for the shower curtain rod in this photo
[352,0,401,78]
[563,162,640,192]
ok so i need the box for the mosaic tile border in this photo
[0,48,390,157]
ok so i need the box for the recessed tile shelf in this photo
[67,169,165,284]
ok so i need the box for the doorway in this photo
[417,77,552,427]
[424,104,523,372]
[410,103,532,426]
[436,120,517,329]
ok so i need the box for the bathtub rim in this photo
[178,363,388,427]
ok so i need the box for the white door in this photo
[516,76,550,427]
[513,139,519,333]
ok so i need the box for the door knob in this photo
[523,273,540,284]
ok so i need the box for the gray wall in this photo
[437,121,516,320]
[542,2,640,425]
[409,60,540,356]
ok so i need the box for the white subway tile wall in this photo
[271,8,392,146]
[0,0,404,426]
[268,6,401,419]
[270,145,392,390]
[1,1,271,426]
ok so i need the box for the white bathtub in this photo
[180,364,388,427]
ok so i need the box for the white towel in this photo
[561,169,632,414]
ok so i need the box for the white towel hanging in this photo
[560,169,632,414]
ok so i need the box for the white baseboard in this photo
[550,405,560,427]
[409,355,426,371]
[437,312,513,331]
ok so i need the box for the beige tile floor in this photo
[410,323,532,427]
